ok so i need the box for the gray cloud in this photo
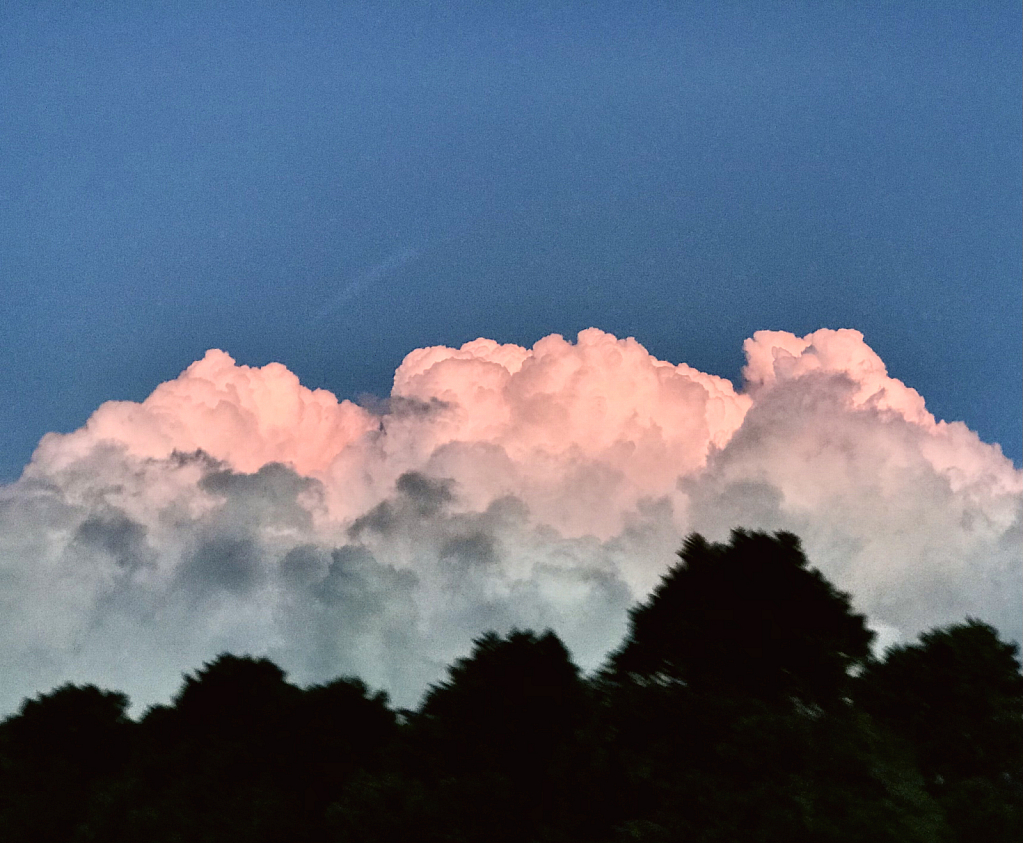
[73,513,153,573]
[181,536,263,595]
[350,471,455,537]
[0,329,1018,716]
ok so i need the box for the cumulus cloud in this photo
[0,328,1019,713]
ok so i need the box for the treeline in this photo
[1,530,1019,842]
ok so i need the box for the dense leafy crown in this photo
[610,529,875,705]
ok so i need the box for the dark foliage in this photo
[14,655,399,843]
[610,529,875,707]
[0,684,131,843]
[419,629,584,774]
[585,664,945,840]
[330,629,592,842]
[0,530,1018,842]
[858,619,1023,842]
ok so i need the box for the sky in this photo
[0,2,1020,713]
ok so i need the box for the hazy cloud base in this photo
[1,328,1019,713]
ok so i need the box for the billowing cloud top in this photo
[30,349,379,476]
[2,329,1019,713]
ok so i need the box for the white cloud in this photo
[1,328,1018,713]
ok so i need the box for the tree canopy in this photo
[857,619,1023,842]
[609,529,875,706]
[419,628,584,772]
[0,529,1018,842]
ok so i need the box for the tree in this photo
[0,684,132,843]
[329,630,591,842]
[609,529,874,707]
[858,620,1023,842]
[292,677,397,819]
[170,653,298,735]
[590,531,949,841]
[419,629,585,775]
[75,655,397,843]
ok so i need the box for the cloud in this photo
[0,328,1019,714]
[315,246,421,321]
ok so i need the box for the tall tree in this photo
[0,684,132,842]
[595,530,945,842]
[420,629,585,775]
[328,629,590,842]
[79,655,396,843]
[609,529,874,707]
[858,620,1023,842]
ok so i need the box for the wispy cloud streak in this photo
[315,247,421,321]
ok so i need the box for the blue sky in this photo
[2,1,1020,479]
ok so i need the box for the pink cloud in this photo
[2,327,1019,713]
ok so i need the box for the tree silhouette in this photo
[83,655,303,843]
[329,629,591,842]
[858,620,1023,842]
[2,531,1019,843]
[419,629,585,775]
[171,653,298,733]
[590,530,942,841]
[0,684,132,843]
[609,529,874,707]
[72,655,396,843]
[293,677,397,818]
